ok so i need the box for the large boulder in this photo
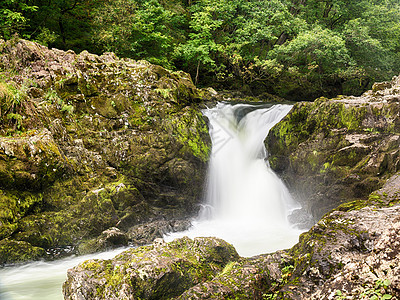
[275,174,400,299]
[267,75,400,220]
[63,237,240,300]
[0,39,210,264]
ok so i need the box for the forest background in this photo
[1,0,399,100]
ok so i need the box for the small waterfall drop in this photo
[165,102,302,256]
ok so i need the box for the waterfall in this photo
[0,102,304,300]
[164,102,302,256]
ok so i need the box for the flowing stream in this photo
[0,247,129,300]
[0,102,304,299]
[164,102,303,256]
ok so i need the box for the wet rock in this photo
[267,75,400,220]
[60,183,400,299]
[0,239,46,265]
[177,252,286,300]
[63,237,239,300]
[0,38,209,264]
[278,201,400,299]
[127,219,191,246]
[0,128,70,190]
[77,227,129,255]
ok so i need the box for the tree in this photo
[24,0,99,51]
[294,0,366,30]
[266,26,353,98]
[174,1,225,84]
[91,0,185,68]
[0,0,37,39]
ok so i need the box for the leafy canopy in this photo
[1,0,400,99]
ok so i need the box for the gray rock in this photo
[63,237,239,300]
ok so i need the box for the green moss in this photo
[78,75,98,96]
[219,261,237,276]
[0,239,46,265]
[44,89,63,105]
[166,108,210,161]
[270,102,311,153]
[0,223,18,240]
[335,199,368,212]
[0,40,210,265]
[155,88,172,99]
[74,237,238,299]
[82,259,104,271]
[0,190,43,224]
[337,105,365,131]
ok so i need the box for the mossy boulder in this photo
[0,128,70,190]
[0,239,47,265]
[0,39,210,264]
[63,237,240,300]
[275,182,400,299]
[77,227,129,255]
[176,252,287,300]
[267,75,400,220]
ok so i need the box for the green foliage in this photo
[92,0,182,68]
[61,104,74,115]
[270,26,352,76]
[175,2,223,83]
[362,279,392,300]
[33,27,58,47]
[44,89,62,105]
[0,0,37,39]
[2,0,400,99]
[335,290,346,300]
[0,79,28,131]
[6,112,23,129]
[154,88,172,99]
[44,88,74,115]
[335,279,393,299]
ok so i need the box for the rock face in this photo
[0,38,210,264]
[278,174,400,299]
[293,208,400,298]
[267,75,400,220]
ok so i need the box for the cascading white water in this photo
[164,102,303,256]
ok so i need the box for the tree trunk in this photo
[275,32,288,46]
[58,17,66,46]
[195,60,200,85]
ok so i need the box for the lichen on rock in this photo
[63,237,240,300]
[0,38,210,264]
[267,75,400,220]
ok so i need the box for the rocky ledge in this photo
[0,38,212,264]
[268,75,400,221]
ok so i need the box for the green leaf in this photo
[383,279,391,287]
